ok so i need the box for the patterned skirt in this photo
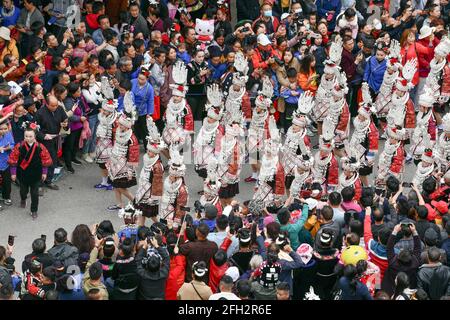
[218,182,239,199]
[108,176,137,189]
[137,203,159,218]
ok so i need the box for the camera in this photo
[273,56,284,66]
[241,26,249,33]
[194,200,205,218]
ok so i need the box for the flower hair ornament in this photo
[118,202,143,225]
[140,67,151,78]
[100,76,114,100]
[22,121,40,131]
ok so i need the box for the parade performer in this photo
[106,113,140,211]
[349,83,379,187]
[289,153,314,200]
[253,117,285,207]
[9,123,52,219]
[162,60,194,159]
[376,117,408,190]
[117,203,143,242]
[313,36,343,135]
[412,149,437,192]
[409,89,438,164]
[134,117,164,226]
[217,119,245,207]
[160,144,189,229]
[434,113,450,174]
[337,153,362,201]
[94,77,118,190]
[223,51,252,123]
[321,71,350,156]
[282,91,313,191]
[246,76,273,183]
[312,126,339,194]
[384,59,417,139]
[193,83,225,184]
[199,158,223,216]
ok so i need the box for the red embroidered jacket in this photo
[336,102,350,133]
[8,141,53,177]
[274,162,286,196]
[368,122,379,151]
[242,91,252,121]
[441,63,450,96]
[175,183,189,220]
[326,155,339,187]
[127,134,140,164]
[184,102,195,133]
[389,144,405,174]
[405,99,415,129]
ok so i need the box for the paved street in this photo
[0,121,419,270]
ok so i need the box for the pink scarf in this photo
[79,119,92,149]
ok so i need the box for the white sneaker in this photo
[82,154,94,163]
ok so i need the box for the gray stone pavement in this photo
[0,121,419,270]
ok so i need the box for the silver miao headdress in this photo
[203,157,221,196]
[232,51,249,87]
[170,60,188,97]
[443,112,450,133]
[101,76,115,100]
[396,58,417,91]
[146,117,162,153]
[206,83,224,120]
[332,71,349,99]
[358,82,376,118]
[386,39,402,70]
[118,202,143,222]
[293,91,314,127]
[434,36,450,58]
[324,35,343,74]
[319,123,335,152]
[123,90,138,122]
[341,146,361,172]
[168,144,186,177]
[264,116,281,155]
[419,87,436,107]
[255,76,273,109]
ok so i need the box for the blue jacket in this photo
[338,277,373,300]
[363,56,387,94]
[0,6,20,27]
[280,87,303,105]
[278,251,303,296]
[316,0,341,30]
[131,79,154,116]
[207,60,227,80]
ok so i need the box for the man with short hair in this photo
[48,228,79,268]
[180,222,219,282]
[328,192,345,227]
[209,275,240,300]
[103,29,120,63]
[92,15,111,45]
[22,238,55,273]
[207,214,239,258]
[16,0,45,57]
[417,247,450,299]
[314,205,342,249]
[276,202,309,251]
[276,282,291,300]
[35,95,68,189]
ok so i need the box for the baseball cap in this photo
[257,33,271,46]
[225,266,240,282]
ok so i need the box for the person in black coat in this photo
[110,238,139,300]
[22,238,55,273]
[382,223,422,296]
[236,0,260,22]
[135,237,170,300]
[8,124,53,218]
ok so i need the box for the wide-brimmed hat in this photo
[0,26,10,41]
[257,33,271,46]
[418,25,435,40]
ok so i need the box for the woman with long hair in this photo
[71,224,95,255]
[297,54,318,94]
[337,263,373,300]
[400,29,419,90]
[392,272,416,300]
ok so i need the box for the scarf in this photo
[20,142,37,171]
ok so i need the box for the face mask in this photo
[264,10,272,17]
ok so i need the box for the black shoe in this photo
[31,211,38,219]
[72,159,82,166]
[45,183,59,190]
[67,166,75,174]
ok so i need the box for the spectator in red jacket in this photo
[208,236,233,293]
[252,33,277,71]
[165,232,186,300]
[414,25,440,107]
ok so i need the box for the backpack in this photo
[428,267,446,300]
